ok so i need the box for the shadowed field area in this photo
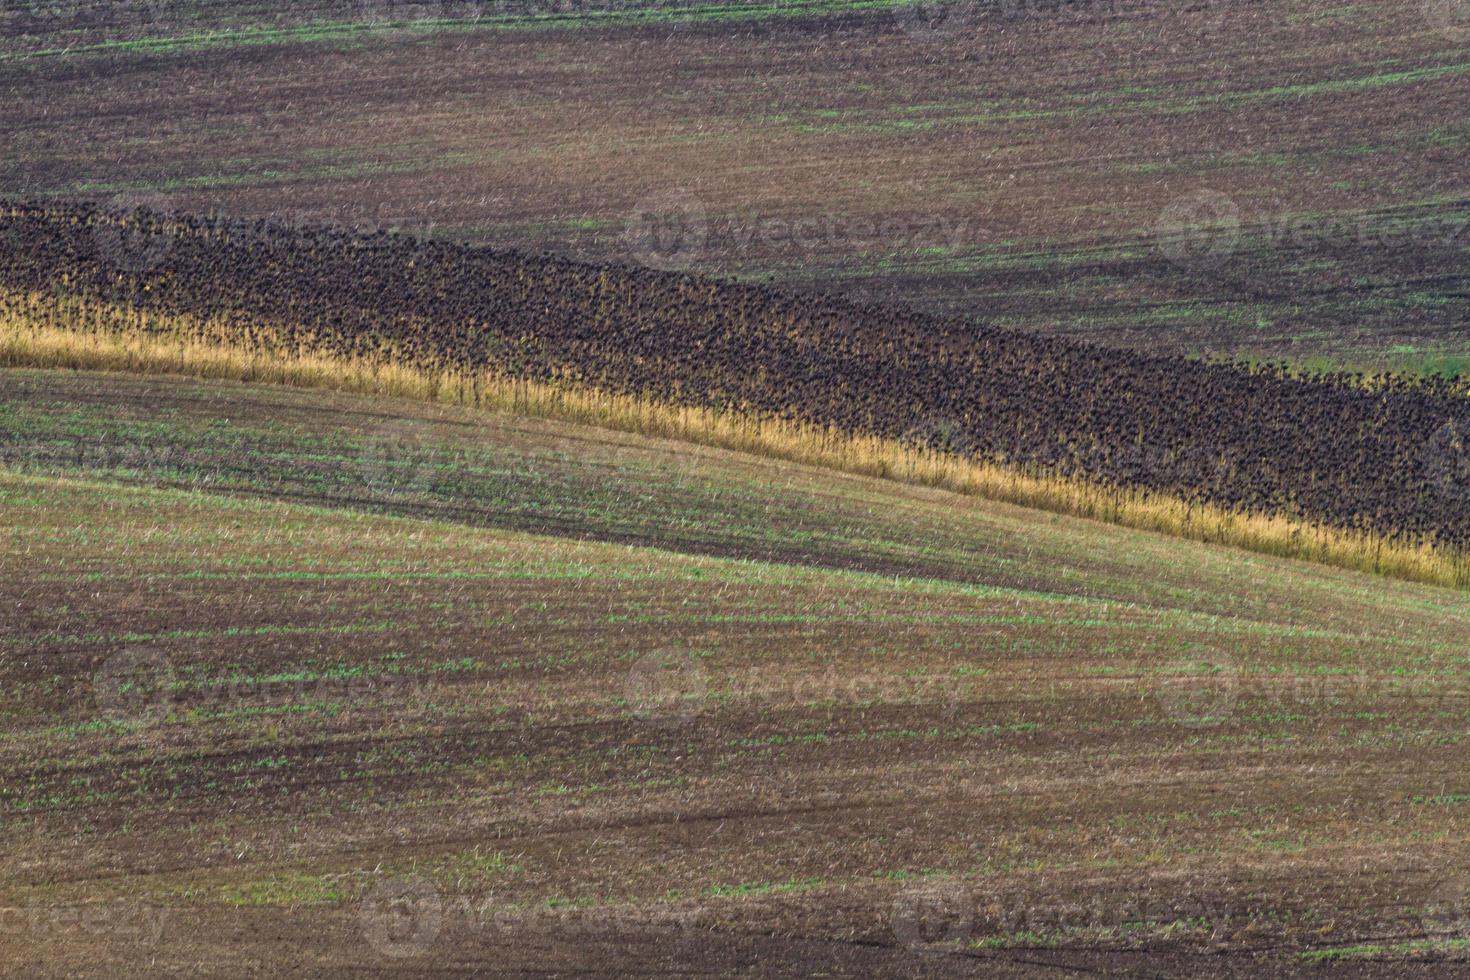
[3,368,1470,976]
[3,0,1468,369]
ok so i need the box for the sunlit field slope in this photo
[3,367,1470,976]
[3,0,1467,369]
[7,200,1470,589]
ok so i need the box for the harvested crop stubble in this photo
[2,198,1469,569]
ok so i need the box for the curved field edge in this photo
[6,0,1468,372]
[1,293,1463,590]
[4,466,1470,972]
[14,363,1469,628]
[7,199,1470,554]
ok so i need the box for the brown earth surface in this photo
[2,0,1468,369]
[1,368,1469,976]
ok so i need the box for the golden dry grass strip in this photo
[0,286,1463,589]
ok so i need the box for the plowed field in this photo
[3,368,1469,976]
[3,0,1467,369]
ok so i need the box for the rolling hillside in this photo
[2,0,1467,369]
[6,198,1469,586]
[3,2,1468,974]
[2,367,1469,975]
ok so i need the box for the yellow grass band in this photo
[0,286,1462,589]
